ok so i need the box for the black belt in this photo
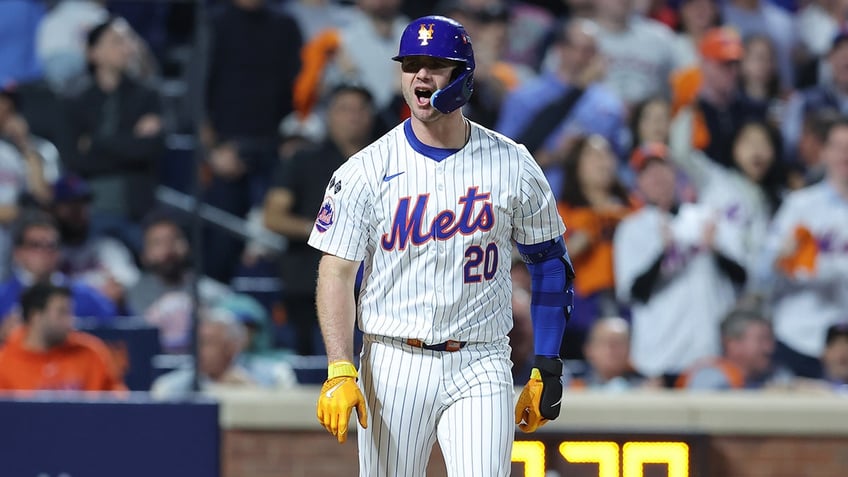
[406,338,467,352]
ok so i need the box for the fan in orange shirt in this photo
[556,135,636,359]
[0,283,124,392]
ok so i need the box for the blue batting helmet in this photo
[392,15,475,114]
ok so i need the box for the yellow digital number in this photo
[622,442,689,477]
[511,440,546,477]
[559,441,619,477]
[513,439,690,477]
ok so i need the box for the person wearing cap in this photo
[782,30,848,165]
[217,292,273,356]
[50,174,140,314]
[218,292,299,388]
[613,142,746,379]
[821,322,848,390]
[64,16,164,255]
[670,26,769,169]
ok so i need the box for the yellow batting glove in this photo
[317,361,367,443]
[515,368,548,433]
[515,356,563,433]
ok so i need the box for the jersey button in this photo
[437,184,444,191]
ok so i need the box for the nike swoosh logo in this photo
[325,381,346,398]
[382,172,405,182]
[551,396,563,407]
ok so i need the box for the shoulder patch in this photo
[315,196,336,233]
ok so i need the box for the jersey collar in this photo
[403,119,461,162]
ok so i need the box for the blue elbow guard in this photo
[516,237,575,358]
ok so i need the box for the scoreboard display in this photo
[511,433,709,477]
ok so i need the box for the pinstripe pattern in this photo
[308,119,565,476]
[308,120,565,344]
[359,335,513,476]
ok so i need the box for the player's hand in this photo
[317,361,367,443]
[515,356,563,433]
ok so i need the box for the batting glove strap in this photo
[533,356,564,421]
[327,360,358,379]
[534,355,563,377]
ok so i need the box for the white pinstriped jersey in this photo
[614,203,740,377]
[307,119,565,345]
[761,182,848,357]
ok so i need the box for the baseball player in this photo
[307,15,574,476]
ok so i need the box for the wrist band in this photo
[328,361,358,379]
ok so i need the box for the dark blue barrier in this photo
[160,137,196,194]
[80,319,163,391]
[0,395,219,477]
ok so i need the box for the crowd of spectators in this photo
[0,0,846,398]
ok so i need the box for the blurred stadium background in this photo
[0,0,847,476]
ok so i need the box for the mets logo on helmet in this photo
[418,24,434,46]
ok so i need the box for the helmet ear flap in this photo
[431,67,474,114]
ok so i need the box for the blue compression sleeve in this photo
[516,238,575,358]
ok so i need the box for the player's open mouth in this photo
[415,88,433,106]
